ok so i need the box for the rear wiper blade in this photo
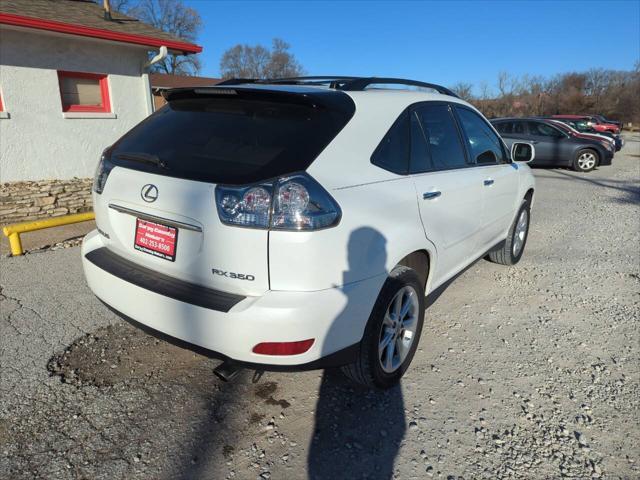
[115,152,167,169]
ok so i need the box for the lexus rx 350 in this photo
[82,77,536,389]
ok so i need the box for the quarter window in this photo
[57,71,111,113]
[409,111,433,173]
[371,110,410,174]
[527,122,564,138]
[456,107,506,165]
[413,104,468,171]
[494,122,512,134]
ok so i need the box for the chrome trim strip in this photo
[108,203,203,232]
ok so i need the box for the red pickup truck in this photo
[552,115,620,134]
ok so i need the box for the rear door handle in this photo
[423,191,441,200]
[484,179,494,186]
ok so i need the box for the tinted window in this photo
[371,110,410,174]
[456,107,506,165]
[110,95,355,185]
[409,111,433,173]
[414,104,468,171]
[513,122,525,134]
[527,122,564,138]
[494,122,512,134]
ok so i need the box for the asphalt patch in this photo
[47,322,218,389]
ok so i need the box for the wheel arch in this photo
[396,249,432,294]
[577,145,603,165]
[524,187,534,203]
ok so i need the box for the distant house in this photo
[0,0,201,223]
[150,73,221,111]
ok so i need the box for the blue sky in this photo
[186,0,640,94]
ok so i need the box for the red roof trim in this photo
[0,12,202,54]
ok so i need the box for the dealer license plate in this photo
[134,219,178,261]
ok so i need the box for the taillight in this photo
[92,151,114,194]
[215,173,341,231]
[216,184,273,228]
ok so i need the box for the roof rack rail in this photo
[216,76,360,88]
[339,77,459,97]
[215,76,459,98]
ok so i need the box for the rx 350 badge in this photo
[212,268,255,281]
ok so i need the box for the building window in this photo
[57,71,110,113]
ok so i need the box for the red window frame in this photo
[57,71,111,113]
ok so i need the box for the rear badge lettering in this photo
[212,269,255,281]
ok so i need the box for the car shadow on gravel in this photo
[308,227,406,479]
[308,369,405,480]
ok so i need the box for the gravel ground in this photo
[1,135,639,480]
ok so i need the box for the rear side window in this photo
[109,94,354,185]
[455,107,506,165]
[410,111,433,173]
[413,104,468,171]
[494,122,512,134]
[371,110,410,174]
[527,121,564,138]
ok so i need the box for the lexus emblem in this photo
[141,184,158,203]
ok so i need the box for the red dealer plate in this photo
[134,219,178,261]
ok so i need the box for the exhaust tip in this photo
[214,361,241,382]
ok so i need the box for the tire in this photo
[341,266,425,389]
[488,198,531,266]
[573,149,598,172]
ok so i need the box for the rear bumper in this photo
[82,230,382,367]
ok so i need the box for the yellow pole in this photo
[8,232,23,256]
[2,212,95,256]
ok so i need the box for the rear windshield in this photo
[108,93,355,185]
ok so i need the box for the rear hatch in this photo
[94,86,354,296]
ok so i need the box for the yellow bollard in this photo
[7,232,23,256]
[2,212,95,256]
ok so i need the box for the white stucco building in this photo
[0,0,201,183]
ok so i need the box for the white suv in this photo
[82,77,535,389]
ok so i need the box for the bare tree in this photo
[263,39,304,78]
[220,38,304,79]
[451,82,474,101]
[478,80,491,100]
[109,0,202,75]
[107,0,134,12]
[219,44,271,78]
[497,71,512,97]
[471,68,639,124]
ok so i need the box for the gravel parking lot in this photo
[1,135,639,480]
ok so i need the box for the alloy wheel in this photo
[577,152,597,170]
[512,209,529,257]
[378,286,419,373]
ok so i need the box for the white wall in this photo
[0,28,152,182]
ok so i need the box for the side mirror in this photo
[511,142,535,163]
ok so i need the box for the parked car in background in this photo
[551,115,620,135]
[82,76,536,389]
[590,114,622,132]
[492,117,613,172]
[547,119,617,150]
[549,118,624,151]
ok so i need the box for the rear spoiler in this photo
[162,86,356,114]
